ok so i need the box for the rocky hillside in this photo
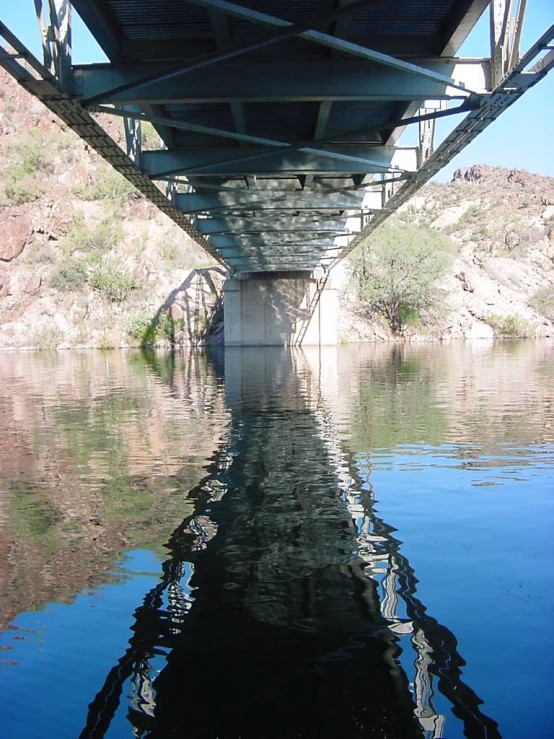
[339,165,554,341]
[1,67,553,347]
[0,69,222,350]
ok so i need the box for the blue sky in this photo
[1,1,553,181]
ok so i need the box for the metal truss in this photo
[331,20,554,268]
[0,2,552,274]
[0,15,225,266]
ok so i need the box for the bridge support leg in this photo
[223,272,337,346]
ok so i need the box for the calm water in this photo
[0,342,552,738]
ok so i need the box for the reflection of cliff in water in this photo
[343,341,554,452]
[0,350,227,628]
[81,349,499,739]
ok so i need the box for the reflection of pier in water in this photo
[80,349,499,739]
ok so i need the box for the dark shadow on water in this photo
[80,349,500,739]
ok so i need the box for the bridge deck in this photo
[1,1,553,274]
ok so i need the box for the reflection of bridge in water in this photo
[80,349,499,739]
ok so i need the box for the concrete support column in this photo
[223,271,337,346]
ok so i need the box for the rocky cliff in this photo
[1,68,553,347]
[0,68,222,350]
[339,164,554,341]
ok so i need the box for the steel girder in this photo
[175,191,366,213]
[72,60,488,104]
[141,147,415,178]
[0,2,552,276]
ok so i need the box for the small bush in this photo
[2,131,69,204]
[89,256,137,302]
[159,236,185,267]
[25,244,55,265]
[530,285,554,320]
[398,306,423,327]
[485,313,531,337]
[126,313,154,344]
[29,324,64,349]
[3,175,44,204]
[502,219,543,253]
[159,313,185,343]
[349,221,453,333]
[126,311,184,346]
[460,204,484,225]
[74,162,136,202]
[62,212,122,255]
[5,132,53,175]
[50,257,88,292]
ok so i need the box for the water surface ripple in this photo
[0,342,552,738]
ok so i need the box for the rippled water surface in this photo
[0,342,552,738]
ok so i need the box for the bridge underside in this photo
[0,1,552,344]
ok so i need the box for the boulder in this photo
[0,209,33,261]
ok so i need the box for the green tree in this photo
[530,285,554,321]
[350,221,452,332]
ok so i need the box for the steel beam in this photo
[49,0,71,89]
[332,22,554,268]
[97,103,473,183]
[176,191,365,214]
[441,0,490,57]
[225,259,330,270]
[491,0,528,86]
[73,60,486,105]
[142,147,413,178]
[195,217,350,234]
[79,0,380,106]
[33,1,52,72]
[96,104,409,172]
[185,0,468,91]
[210,234,345,248]
[119,35,437,62]
[33,0,72,89]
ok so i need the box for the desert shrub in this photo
[159,313,185,343]
[484,313,531,337]
[5,132,52,175]
[460,204,484,225]
[126,313,154,344]
[502,218,543,253]
[89,256,137,302]
[2,99,15,119]
[50,257,89,291]
[2,130,71,204]
[29,323,64,349]
[62,212,122,255]
[126,311,185,346]
[74,162,136,202]
[3,177,44,204]
[159,235,188,267]
[530,285,554,320]
[24,244,55,265]
[349,221,453,333]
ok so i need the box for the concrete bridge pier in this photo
[223,271,337,346]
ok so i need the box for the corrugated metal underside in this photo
[86,0,471,49]
[70,0,487,273]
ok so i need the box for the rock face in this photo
[1,67,553,347]
[0,68,221,349]
[0,208,33,262]
[340,164,554,341]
